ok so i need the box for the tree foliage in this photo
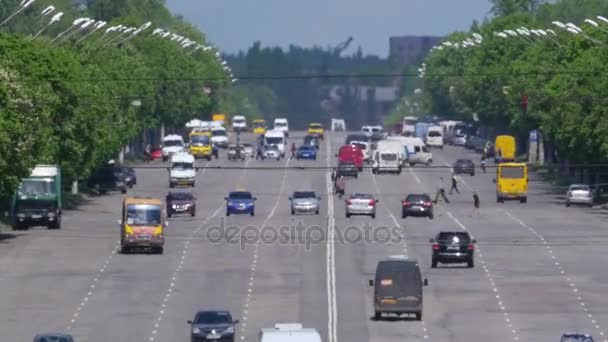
[420,0,608,164]
[0,0,226,202]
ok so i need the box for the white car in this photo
[211,127,229,148]
[449,133,467,146]
[161,134,185,161]
[232,115,247,132]
[566,184,593,207]
[345,193,378,218]
[169,152,196,187]
[273,118,289,138]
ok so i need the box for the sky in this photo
[166,0,493,58]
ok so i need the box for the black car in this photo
[166,192,196,217]
[402,194,434,219]
[122,167,137,188]
[88,165,127,194]
[453,159,475,176]
[337,161,358,178]
[430,231,476,268]
[188,310,239,342]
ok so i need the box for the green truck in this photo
[11,165,62,230]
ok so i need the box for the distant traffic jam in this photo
[19,114,595,342]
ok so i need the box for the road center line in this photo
[325,135,337,342]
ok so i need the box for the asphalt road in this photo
[1,131,608,342]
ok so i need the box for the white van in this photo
[361,125,373,137]
[161,134,185,161]
[169,152,196,187]
[331,118,346,131]
[210,126,229,148]
[402,137,432,166]
[232,115,247,132]
[350,140,371,162]
[264,130,286,157]
[258,323,322,342]
[426,126,444,148]
[273,118,289,138]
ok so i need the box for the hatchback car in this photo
[33,334,74,342]
[296,145,317,160]
[166,192,196,217]
[560,333,594,342]
[337,161,358,178]
[430,231,476,268]
[453,159,475,176]
[225,191,256,216]
[566,184,594,207]
[289,191,321,215]
[402,194,434,219]
[345,193,378,218]
[188,310,239,342]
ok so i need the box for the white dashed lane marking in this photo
[445,211,520,341]
[504,210,608,340]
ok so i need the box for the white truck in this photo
[273,118,289,138]
[169,152,196,187]
[161,134,185,161]
[264,129,287,157]
[425,125,444,149]
[372,140,403,174]
[403,137,432,166]
[232,115,247,132]
[258,323,322,342]
[331,118,346,131]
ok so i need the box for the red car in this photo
[338,145,363,171]
[150,146,162,161]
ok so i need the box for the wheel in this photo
[374,311,381,320]
[226,211,230,216]
[431,258,438,268]
[496,196,502,203]
[191,208,196,217]
[121,246,129,254]
[415,312,422,321]
[346,212,351,218]
[315,210,319,215]
[565,202,570,207]
[169,183,174,188]
[471,172,475,176]
[191,182,195,188]
[156,247,164,255]
[467,258,474,268]
[402,211,407,219]
[589,203,594,208]
[250,210,255,216]
[354,173,358,179]
[428,212,434,219]
[168,211,173,218]
[291,209,295,215]
[520,197,527,203]
[409,162,415,166]
[371,213,376,219]
[121,187,127,194]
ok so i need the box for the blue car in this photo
[225,191,256,216]
[296,145,317,160]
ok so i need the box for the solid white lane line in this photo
[237,155,291,341]
[326,136,337,342]
[504,210,607,340]
[371,173,429,339]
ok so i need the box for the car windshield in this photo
[163,139,183,147]
[310,124,322,129]
[19,179,55,195]
[372,128,381,132]
[266,137,283,144]
[352,143,366,150]
[212,130,226,136]
[500,166,525,179]
[294,192,316,199]
[428,131,441,137]
[339,162,355,168]
[126,204,161,226]
[381,153,397,161]
[407,194,430,202]
[253,121,265,128]
[299,146,313,151]
[172,162,193,170]
[190,135,210,144]
[275,122,287,127]
[570,185,590,191]
[168,193,193,200]
[195,312,232,324]
[230,192,252,200]
[437,232,471,242]
[404,119,417,125]
[456,159,472,165]
[352,193,373,199]
[233,119,245,124]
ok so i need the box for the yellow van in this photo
[253,119,267,135]
[120,197,165,254]
[494,135,516,163]
[496,162,528,203]
[188,132,212,159]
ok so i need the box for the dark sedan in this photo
[166,192,196,217]
[188,310,239,342]
[430,231,476,268]
[337,161,358,178]
[402,193,434,219]
[453,159,475,176]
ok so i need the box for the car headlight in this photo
[193,327,201,334]
[17,213,25,218]
[225,326,235,334]
[47,212,56,217]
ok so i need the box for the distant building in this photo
[389,36,443,69]
[323,85,399,126]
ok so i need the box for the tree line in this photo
[0,0,228,203]
[417,0,608,167]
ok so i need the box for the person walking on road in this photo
[480,155,487,174]
[144,144,151,163]
[433,177,449,204]
[449,172,460,195]
[336,175,345,199]
[290,142,297,159]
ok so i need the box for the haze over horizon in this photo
[166,0,492,57]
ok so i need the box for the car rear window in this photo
[437,232,471,242]
[352,193,373,199]
[570,185,590,191]
[406,194,430,202]
[294,192,316,198]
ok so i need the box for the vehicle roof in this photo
[309,122,322,126]
[274,118,288,122]
[253,118,265,122]
[233,115,246,119]
[378,256,420,264]
[171,153,195,163]
[427,126,442,131]
[124,197,162,205]
[163,134,183,141]
[265,130,286,136]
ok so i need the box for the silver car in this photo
[566,184,593,207]
[289,191,321,215]
[345,193,378,218]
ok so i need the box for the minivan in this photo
[369,256,428,321]
[337,145,364,171]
